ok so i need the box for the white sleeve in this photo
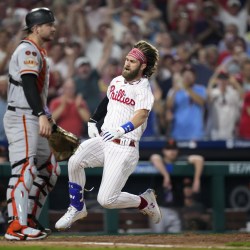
[18,44,41,76]
[134,84,154,111]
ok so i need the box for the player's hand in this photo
[88,122,100,138]
[102,127,125,142]
[39,115,52,138]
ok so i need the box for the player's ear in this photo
[141,63,147,71]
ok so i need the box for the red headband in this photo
[128,48,147,64]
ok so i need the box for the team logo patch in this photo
[32,51,37,56]
[24,57,38,67]
[25,50,31,55]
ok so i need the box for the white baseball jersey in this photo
[8,39,50,109]
[67,75,155,212]
[101,75,154,141]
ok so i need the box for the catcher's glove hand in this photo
[48,122,80,162]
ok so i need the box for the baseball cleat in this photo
[139,189,162,224]
[55,204,87,230]
[5,221,47,241]
[28,216,52,235]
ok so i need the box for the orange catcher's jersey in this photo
[101,75,154,141]
[7,39,50,109]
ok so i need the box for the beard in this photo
[122,65,141,81]
[42,33,55,42]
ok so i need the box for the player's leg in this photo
[55,137,104,230]
[28,137,60,234]
[3,112,47,240]
[97,142,162,223]
[97,142,140,208]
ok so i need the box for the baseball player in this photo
[55,40,162,230]
[3,8,60,240]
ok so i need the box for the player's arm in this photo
[187,154,204,193]
[88,96,109,138]
[150,153,172,189]
[102,109,150,142]
[130,109,149,128]
[21,73,51,137]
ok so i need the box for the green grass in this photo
[227,241,250,247]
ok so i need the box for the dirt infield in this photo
[0,233,250,248]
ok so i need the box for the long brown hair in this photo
[134,40,159,78]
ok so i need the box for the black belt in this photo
[9,75,23,87]
[112,139,135,147]
[7,106,15,111]
[7,106,37,116]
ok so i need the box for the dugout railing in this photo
[1,161,250,233]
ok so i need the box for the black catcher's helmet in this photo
[23,7,55,31]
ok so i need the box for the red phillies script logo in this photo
[110,85,135,106]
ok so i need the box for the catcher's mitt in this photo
[48,123,81,162]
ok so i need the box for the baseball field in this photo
[0,233,250,250]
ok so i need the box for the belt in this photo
[9,75,23,87]
[7,106,37,116]
[112,139,135,147]
[7,106,16,111]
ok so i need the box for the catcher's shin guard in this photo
[7,157,37,226]
[28,154,60,227]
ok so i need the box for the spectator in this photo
[0,29,11,74]
[155,54,175,100]
[85,22,122,68]
[149,139,204,233]
[98,58,122,99]
[48,42,69,80]
[84,0,112,34]
[47,70,63,105]
[218,23,239,53]
[154,31,174,57]
[205,45,220,70]
[166,65,207,141]
[150,140,204,193]
[73,56,102,115]
[193,1,224,46]
[170,11,193,47]
[132,0,163,41]
[241,59,250,93]
[154,55,185,135]
[238,91,250,139]
[111,8,134,43]
[49,78,90,138]
[218,0,249,38]
[221,37,248,74]
[181,179,210,231]
[192,46,214,87]
[167,0,199,31]
[206,71,242,140]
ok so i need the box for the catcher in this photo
[2,7,77,241]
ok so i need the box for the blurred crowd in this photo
[0,0,250,150]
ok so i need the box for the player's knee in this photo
[97,194,117,209]
[18,157,37,190]
[24,165,37,190]
[97,197,112,209]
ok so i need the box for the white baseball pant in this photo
[68,137,141,208]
